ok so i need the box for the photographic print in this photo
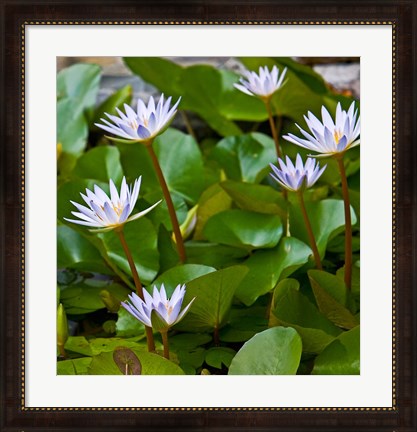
[56,56,361,376]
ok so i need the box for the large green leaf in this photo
[211,133,276,183]
[57,225,108,274]
[221,180,287,218]
[57,99,88,155]
[179,64,242,136]
[205,347,236,369]
[64,336,93,356]
[153,128,209,203]
[100,217,159,286]
[228,327,302,375]
[203,209,282,249]
[57,358,92,375]
[123,57,183,99]
[115,307,145,338]
[185,241,248,268]
[220,305,268,343]
[194,183,232,240]
[308,270,359,329]
[312,326,360,375]
[289,199,357,257]
[91,84,133,128]
[270,280,341,354]
[88,349,185,375]
[235,237,311,306]
[174,266,248,333]
[57,63,101,111]
[151,264,216,295]
[72,146,123,184]
[60,280,130,315]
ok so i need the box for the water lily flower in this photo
[284,102,360,157]
[95,94,181,142]
[64,176,161,232]
[121,284,195,330]
[270,154,326,192]
[234,65,287,99]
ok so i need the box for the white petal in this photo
[126,200,162,222]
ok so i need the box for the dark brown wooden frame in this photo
[1,0,416,430]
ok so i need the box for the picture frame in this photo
[1,0,416,430]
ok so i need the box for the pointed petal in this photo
[126,200,162,222]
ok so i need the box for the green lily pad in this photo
[312,326,360,375]
[194,183,232,240]
[174,266,248,333]
[221,180,287,218]
[308,270,359,329]
[235,237,311,306]
[228,327,302,375]
[72,146,123,184]
[57,358,92,375]
[270,280,341,354]
[205,347,236,369]
[57,63,101,111]
[211,133,276,183]
[57,225,108,274]
[203,209,282,249]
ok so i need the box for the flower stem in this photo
[336,157,352,291]
[161,331,170,360]
[146,144,186,263]
[297,191,322,270]
[116,229,155,352]
[179,110,197,141]
[213,326,220,346]
[265,98,282,159]
[265,99,290,235]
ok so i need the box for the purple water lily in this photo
[122,284,195,330]
[95,94,181,142]
[234,65,287,99]
[64,176,161,232]
[270,154,326,192]
[284,102,360,157]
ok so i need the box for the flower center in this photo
[334,130,343,144]
[164,303,173,316]
[112,203,123,217]
[141,115,149,127]
[128,119,138,130]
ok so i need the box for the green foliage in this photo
[203,209,283,249]
[235,237,312,306]
[211,133,276,183]
[88,349,185,375]
[99,217,159,285]
[56,57,360,375]
[312,326,360,374]
[174,266,248,332]
[228,327,302,375]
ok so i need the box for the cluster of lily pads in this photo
[57,57,360,375]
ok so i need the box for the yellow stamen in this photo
[165,303,173,316]
[334,130,342,144]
